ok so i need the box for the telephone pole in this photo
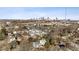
[65,8,67,20]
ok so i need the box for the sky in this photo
[0,7,79,20]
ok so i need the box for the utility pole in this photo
[65,8,67,20]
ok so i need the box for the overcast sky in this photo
[0,7,79,20]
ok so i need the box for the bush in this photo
[0,27,6,40]
[0,31,5,40]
